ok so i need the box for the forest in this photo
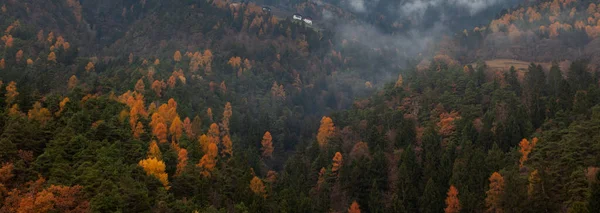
[0,0,600,212]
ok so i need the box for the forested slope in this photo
[0,0,599,212]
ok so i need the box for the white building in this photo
[303,17,312,25]
[292,14,303,21]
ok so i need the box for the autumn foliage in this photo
[261,131,273,158]
[249,176,266,198]
[485,172,505,213]
[317,116,335,147]
[197,142,218,177]
[332,152,343,174]
[348,201,361,213]
[445,185,461,213]
[518,137,538,168]
[138,157,170,189]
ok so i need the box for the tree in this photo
[154,122,168,143]
[5,81,18,104]
[0,59,4,70]
[317,116,335,147]
[198,134,210,153]
[169,116,183,141]
[173,51,182,62]
[138,157,169,189]
[207,108,214,122]
[148,140,162,159]
[135,79,145,93]
[68,75,78,90]
[221,102,232,134]
[151,80,164,97]
[27,102,51,124]
[250,176,266,198]
[395,74,403,88]
[332,152,343,174]
[519,138,538,168]
[85,62,95,72]
[175,148,188,176]
[134,122,145,139]
[485,172,505,213]
[261,131,274,158]
[48,52,57,62]
[208,123,220,145]
[444,185,461,213]
[348,201,361,213]
[183,117,193,137]
[221,135,232,157]
[15,50,23,63]
[197,143,218,177]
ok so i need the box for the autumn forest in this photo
[0,0,600,212]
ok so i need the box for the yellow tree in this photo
[27,102,51,124]
[395,74,403,88]
[317,116,335,147]
[138,157,169,189]
[261,131,273,158]
[221,135,233,157]
[5,81,19,105]
[485,172,505,213]
[519,137,538,168]
[173,51,182,62]
[332,152,343,174]
[68,75,78,90]
[198,134,210,153]
[169,116,183,141]
[148,140,162,159]
[250,176,266,198]
[0,58,5,70]
[197,143,218,177]
[444,185,461,213]
[207,123,220,145]
[207,108,214,122]
[85,62,95,72]
[55,97,70,116]
[348,201,361,213]
[48,52,57,62]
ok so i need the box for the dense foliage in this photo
[0,0,599,212]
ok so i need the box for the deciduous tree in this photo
[48,52,57,62]
[317,116,335,147]
[173,51,182,62]
[261,131,273,158]
[85,62,94,72]
[197,143,218,177]
[170,116,183,141]
[332,152,343,174]
[221,135,233,157]
[138,157,169,189]
[444,185,461,213]
[250,176,266,198]
[68,76,78,90]
[485,172,505,213]
[5,81,18,105]
[175,148,188,176]
[348,201,361,213]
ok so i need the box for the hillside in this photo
[0,0,599,212]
